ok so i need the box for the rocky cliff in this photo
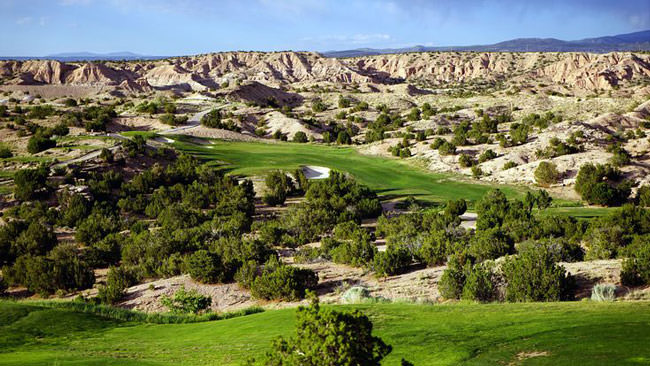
[1,51,649,94]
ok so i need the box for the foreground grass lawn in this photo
[2,301,649,365]
[172,138,526,204]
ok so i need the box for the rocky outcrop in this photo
[1,51,649,94]
[352,52,650,92]
[64,63,122,85]
[218,81,303,107]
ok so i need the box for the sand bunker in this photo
[302,165,330,179]
[154,136,175,143]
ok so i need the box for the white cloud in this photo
[15,16,32,25]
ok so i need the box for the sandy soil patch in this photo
[302,165,330,179]
[0,85,113,98]
[119,275,256,313]
[177,126,261,141]
[561,259,622,299]
[263,111,322,140]
[108,116,171,132]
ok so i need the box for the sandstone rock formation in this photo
[1,51,649,95]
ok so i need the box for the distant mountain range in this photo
[0,52,166,62]
[2,30,650,61]
[322,29,650,58]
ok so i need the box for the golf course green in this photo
[2,300,649,365]
[170,137,610,216]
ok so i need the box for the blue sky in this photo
[1,0,649,56]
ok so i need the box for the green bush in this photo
[439,255,470,300]
[13,166,49,201]
[575,163,630,206]
[458,154,475,168]
[27,133,56,154]
[293,131,308,143]
[263,171,293,206]
[471,165,483,178]
[186,250,226,284]
[468,228,512,262]
[438,141,456,155]
[584,225,624,260]
[621,237,650,286]
[75,212,119,246]
[461,263,496,302]
[637,185,650,207]
[311,100,327,113]
[97,265,142,304]
[6,243,94,296]
[0,145,13,158]
[250,294,391,366]
[250,258,317,301]
[509,122,529,145]
[534,161,560,186]
[57,190,90,228]
[160,285,212,314]
[234,260,259,289]
[431,137,445,149]
[417,231,452,266]
[372,246,411,277]
[516,238,584,262]
[159,113,188,126]
[14,220,58,257]
[478,149,497,163]
[330,237,377,268]
[48,243,95,292]
[502,245,574,302]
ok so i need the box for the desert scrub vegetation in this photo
[1,141,396,304]
[535,161,561,186]
[160,285,212,314]
[201,108,241,131]
[248,293,396,366]
[372,188,650,302]
[575,163,632,206]
[591,283,617,302]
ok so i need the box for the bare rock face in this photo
[1,51,649,95]
[352,52,650,93]
[19,60,72,84]
[218,80,303,106]
[143,63,214,91]
[64,63,122,85]
[531,52,650,91]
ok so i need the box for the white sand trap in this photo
[302,165,330,180]
[154,136,175,143]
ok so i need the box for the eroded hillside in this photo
[1,51,650,96]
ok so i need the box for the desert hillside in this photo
[1,51,649,96]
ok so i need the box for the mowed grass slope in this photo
[170,137,611,216]
[2,301,650,366]
[172,138,525,203]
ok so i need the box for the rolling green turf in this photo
[2,300,650,365]
[168,137,611,217]
[171,137,526,204]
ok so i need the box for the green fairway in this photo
[2,300,650,365]
[171,137,526,204]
